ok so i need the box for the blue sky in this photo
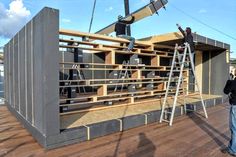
[0,0,236,58]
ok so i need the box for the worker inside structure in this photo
[115,15,135,52]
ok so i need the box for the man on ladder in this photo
[159,25,208,126]
[176,24,195,64]
[177,24,196,92]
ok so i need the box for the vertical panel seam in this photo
[13,38,15,108]
[209,51,211,95]
[25,26,28,120]
[31,20,35,126]
[18,33,21,113]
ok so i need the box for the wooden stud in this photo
[135,49,141,53]
[97,85,107,96]
[157,83,164,90]
[128,97,135,104]
[148,44,154,51]
[105,50,115,64]
[92,96,97,102]
[132,70,141,79]
[151,55,160,66]
[94,44,103,49]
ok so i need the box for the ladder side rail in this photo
[187,44,208,118]
[169,44,188,125]
[160,44,179,123]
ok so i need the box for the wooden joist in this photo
[59,80,167,88]
[59,91,187,116]
[59,45,111,52]
[60,38,156,53]
[59,29,152,47]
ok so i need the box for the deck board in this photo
[0,104,233,157]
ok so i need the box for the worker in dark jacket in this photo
[115,15,135,52]
[176,24,195,63]
[222,70,236,156]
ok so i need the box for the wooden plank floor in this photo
[61,94,221,129]
[0,104,233,157]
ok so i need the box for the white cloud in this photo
[62,18,71,23]
[105,6,113,12]
[0,0,31,38]
[199,9,207,14]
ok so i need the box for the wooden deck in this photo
[0,104,232,157]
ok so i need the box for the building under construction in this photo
[2,1,230,151]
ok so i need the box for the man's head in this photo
[186,27,191,34]
[118,15,123,21]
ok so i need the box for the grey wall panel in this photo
[210,51,229,95]
[7,44,9,102]
[17,33,21,115]
[83,53,93,79]
[216,41,224,48]
[64,51,74,62]
[93,53,105,80]
[33,11,44,133]
[5,8,60,144]
[202,51,210,94]
[14,34,20,112]
[9,40,12,106]
[88,120,120,139]
[7,104,46,148]
[26,22,33,123]
[40,8,60,136]
[225,44,230,50]
[14,36,19,111]
[195,34,206,43]
[19,28,26,117]
[4,44,8,102]
[9,40,13,106]
[206,38,215,46]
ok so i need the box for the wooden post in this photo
[159,82,165,90]
[105,50,115,64]
[97,85,107,96]
[132,70,141,79]
[151,55,160,66]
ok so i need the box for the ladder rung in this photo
[186,109,195,112]
[161,119,170,123]
[164,111,172,114]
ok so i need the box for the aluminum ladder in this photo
[60,64,86,95]
[159,42,208,126]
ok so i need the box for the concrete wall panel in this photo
[26,22,33,123]
[4,7,60,147]
[19,28,26,117]
[14,36,19,111]
[210,51,229,95]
